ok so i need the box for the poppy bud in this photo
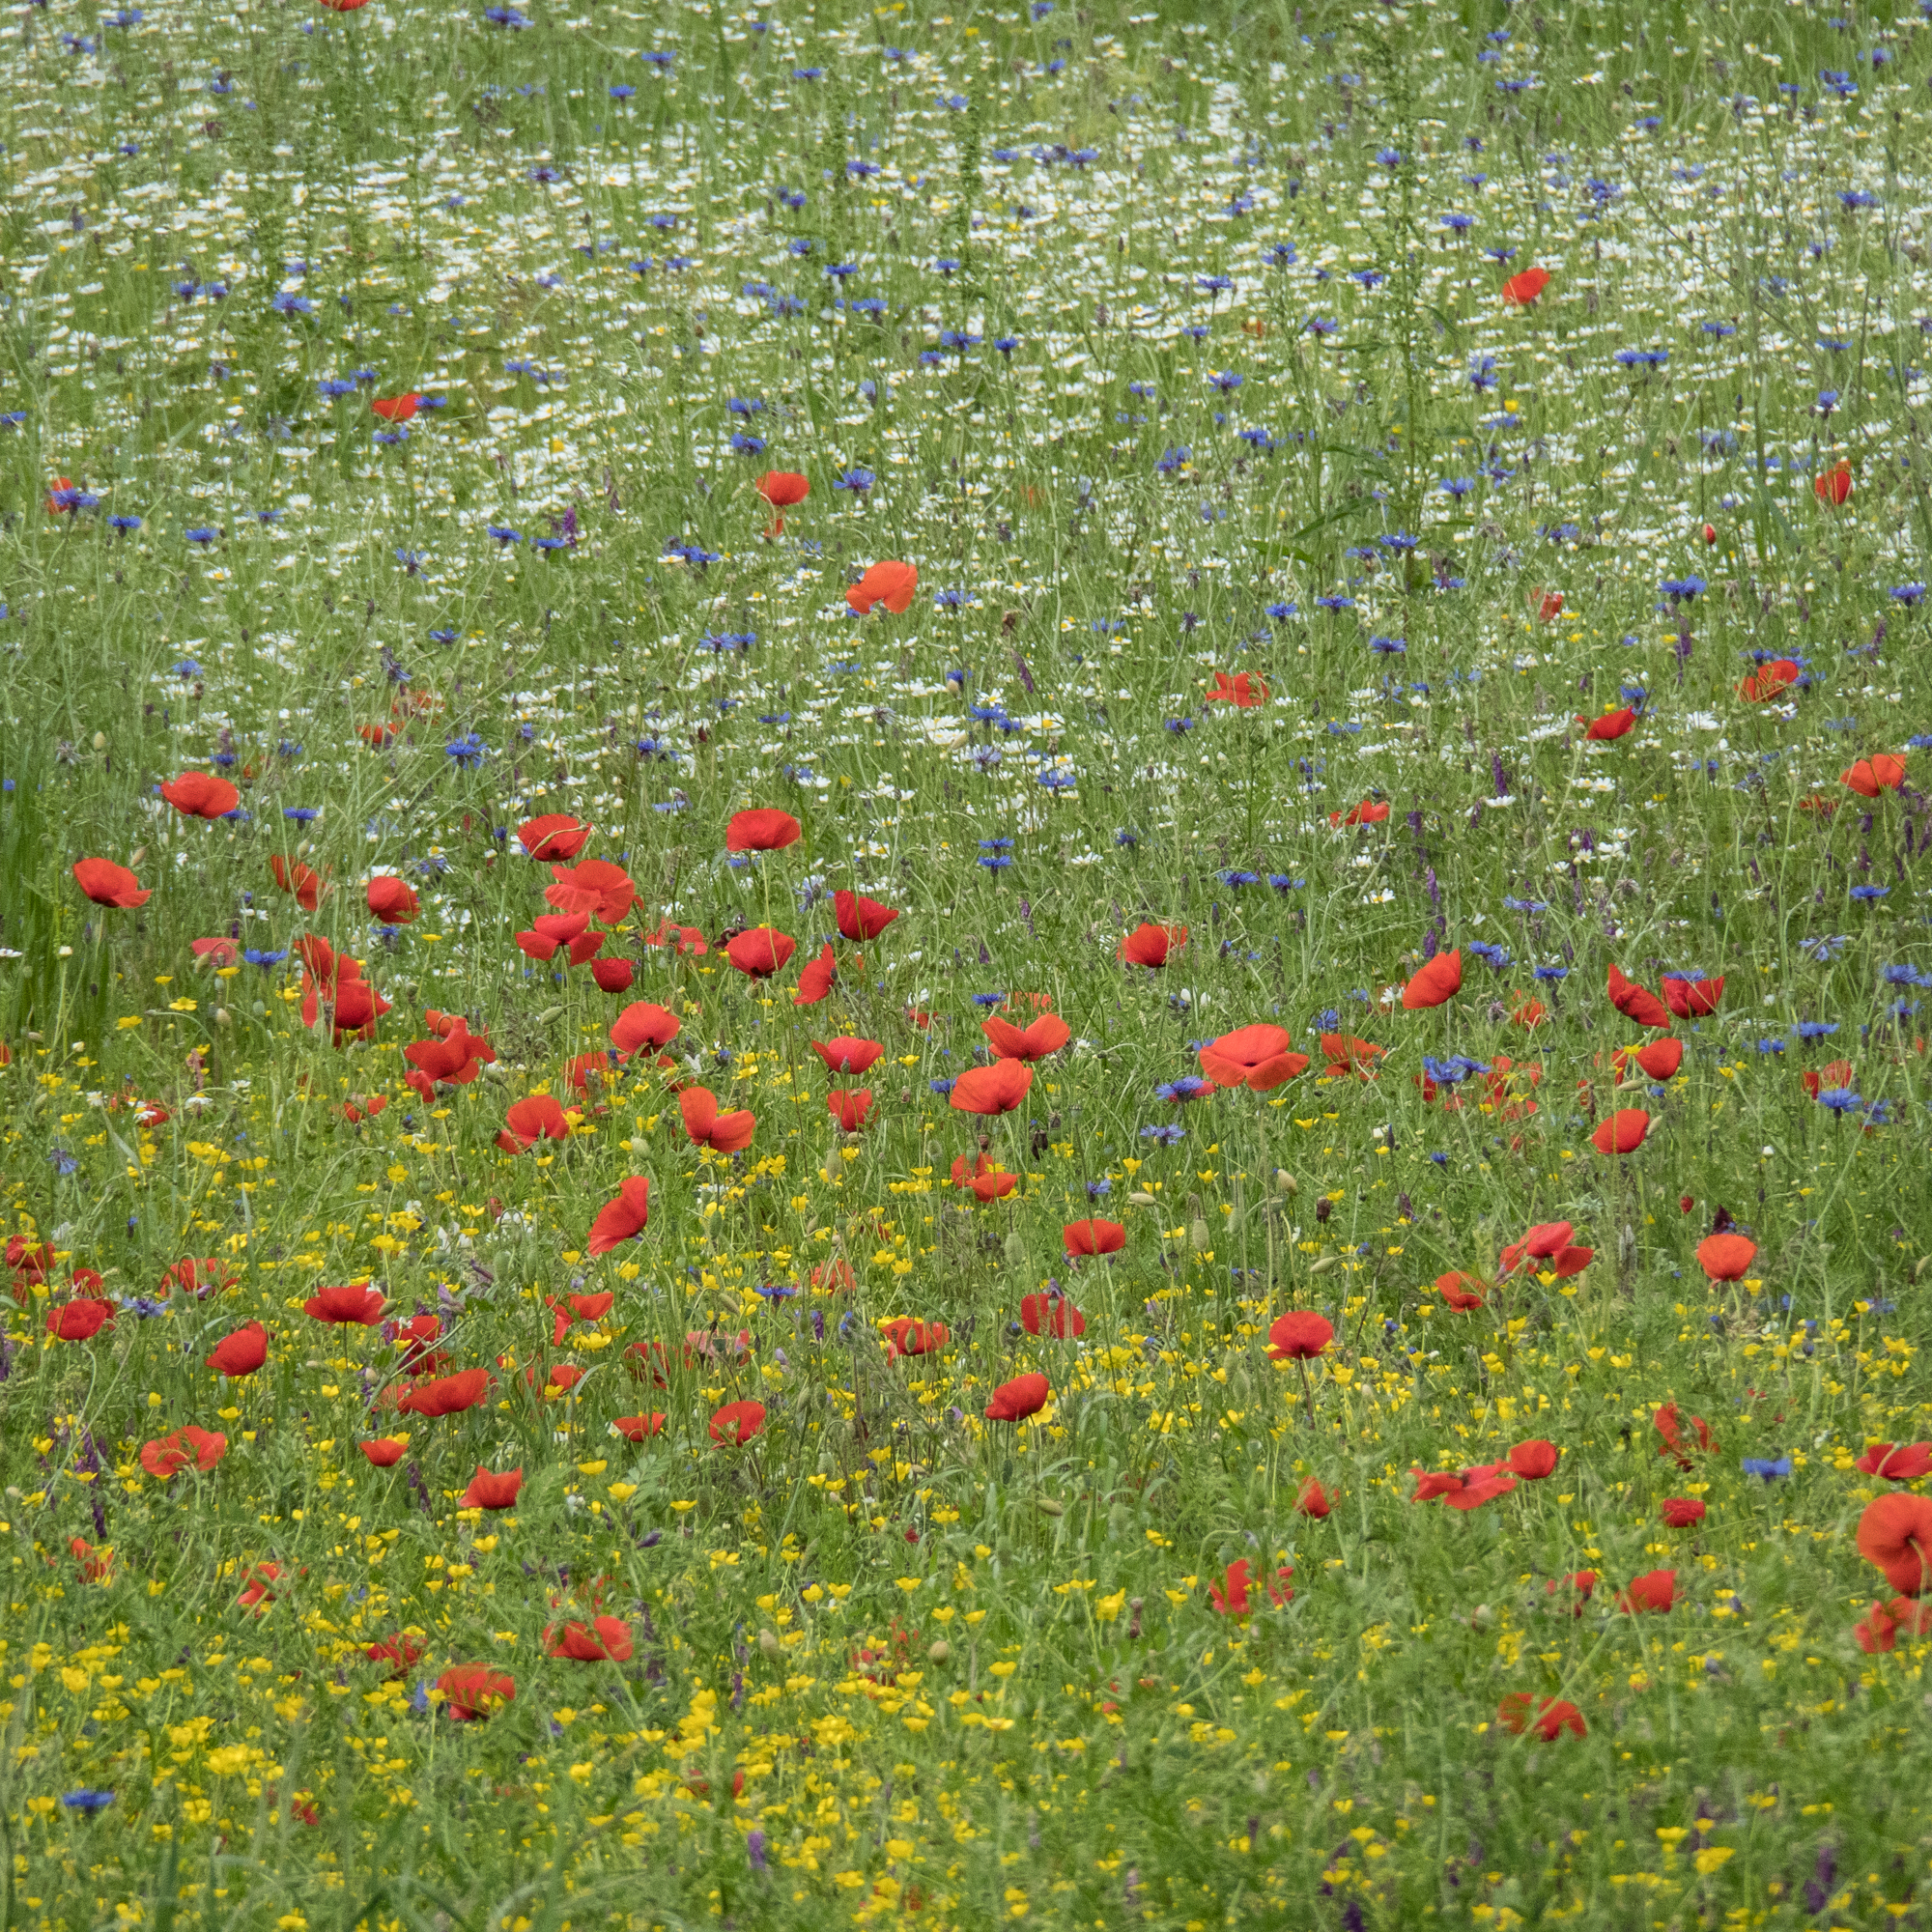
[1701,523,1717,546]
[757,1628,781,1658]
[1275,1170,1297,1195]
[1189,1219,1212,1252]
[92,731,106,752]
[927,1639,951,1664]
[1003,1232,1027,1268]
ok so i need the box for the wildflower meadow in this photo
[6,0,1932,1922]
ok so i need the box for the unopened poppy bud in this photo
[91,731,106,752]
[1469,1603,1494,1630]
[626,1136,649,1157]
[129,847,146,867]
[926,1638,951,1664]
[1189,1219,1212,1252]
[251,1001,268,1018]
[213,1008,230,1027]
[1275,1170,1297,1195]
[816,1451,838,1475]
[757,1628,781,1658]
[1003,1231,1027,1268]
[821,1146,841,1184]
[1127,1190,1156,1206]
[1037,1497,1064,1518]
[1701,523,1717,546]
[536,1006,564,1027]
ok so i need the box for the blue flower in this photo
[1139,1123,1185,1145]
[1532,965,1568,981]
[1851,884,1889,901]
[1815,1086,1862,1114]
[1501,895,1548,913]
[271,291,314,315]
[49,1149,78,1177]
[1794,1019,1838,1040]
[1467,940,1511,969]
[1741,1456,1792,1481]
[243,948,288,969]
[445,733,486,769]
[185,526,217,546]
[833,468,875,493]
[487,526,523,546]
[60,1790,113,1815]
[1422,1055,1491,1085]
[1155,1076,1213,1103]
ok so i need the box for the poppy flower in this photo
[1401,950,1462,1010]
[846,559,919,615]
[1802,1057,1859,1101]
[1739,659,1801,703]
[949,1058,1035,1116]
[69,1537,112,1583]
[982,1011,1071,1061]
[1202,669,1267,707]
[1501,264,1550,305]
[952,1153,1017,1202]
[1661,1497,1706,1529]
[788,942,838,1007]
[518,813,592,860]
[725,808,802,853]
[884,1316,950,1359]
[439,1666,516,1722]
[304,1283,386,1325]
[1435,1271,1487,1312]
[1498,1221,1593,1277]
[1652,1403,1715,1465]
[366,875,418,923]
[270,853,327,913]
[160,772,241,819]
[1859,1492,1932,1597]
[587,1176,652,1254]
[754,470,810,535]
[1581,707,1635,741]
[1606,963,1672,1029]
[515,911,602,965]
[1857,1602,1900,1655]
[1063,1219,1124,1261]
[834,889,899,941]
[1020,1292,1087,1339]
[1662,975,1723,1019]
[1531,587,1564,623]
[209,1321,269,1378]
[1591,1108,1651,1155]
[827,1088,874,1132]
[1266,1312,1332,1361]
[984,1372,1050,1422]
[611,1002,681,1056]
[497,1094,571,1153]
[680,1085,756,1153]
[371,391,419,419]
[395,1367,491,1416]
[1198,1024,1310,1092]
[709,1399,767,1446]
[359,1438,408,1467]
[1506,1439,1560,1480]
[544,859,637,924]
[1695,1233,1756,1282]
[1119,923,1185,968]
[644,919,709,955]
[1815,459,1853,507]
[1328,799,1389,828]
[188,938,241,968]
[1295,1478,1332,1519]
[1627,1037,1683,1081]
[811,1259,857,1293]
[1857,1442,1932,1481]
[812,1036,886,1077]
[140,1426,227,1479]
[545,1616,635,1662]
[1619,1569,1676,1614]
[1843,754,1907,798]
[461,1466,523,1511]
[1496,1694,1584,1743]
[157,1257,235,1298]
[1208,1558,1293,1614]
[1319,1033,1385,1082]
[724,926,797,979]
[72,858,151,908]
[237,1561,284,1611]
[586,956,632,993]
[614,1412,667,1442]
[366,1634,426,1681]
[403,1019,495,1092]
[46,1298,115,1341]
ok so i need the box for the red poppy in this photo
[515,911,602,966]
[439,1666,516,1721]
[461,1466,523,1511]
[1328,799,1389,828]
[1319,1033,1385,1082]
[952,1153,1017,1202]
[982,1012,1071,1061]
[884,1317,950,1359]
[846,559,919,614]
[209,1321,269,1378]
[1498,1220,1593,1277]
[1859,1492,1932,1596]
[644,919,709,954]
[1695,1233,1756,1282]
[726,808,802,853]
[518,813,592,860]
[1653,1402,1716,1466]
[1843,754,1907,798]
[395,1367,491,1416]
[1401,950,1462,1010]
[1858,1442,1932,1481]
[1606,963,1672,1029]
[584,956,631,993]
[824,1088,872,1132]
[1119,922,1185,968]
[1501,265,1550,305]
[1662,975,1723,1019]
[359,1438,408,1467]
[371,391,419,419]
[949,1058,1035,1116]
[1547,1571,1598,1615]
[614,1412,667,1442]
[1530,587,1564,623]
[69,1536,112,1583]
[160,772,241,818]
[1506,1439,1560,1480]
[709,1399,767,1446]
[1063,1219,1123,1261]
[1207,1558,1293,1614]
[237,1562,283,1612]
[784,941,836,1006]
[834,889,899,941]
[1435,1271,1488,1312]
[1591,1108,1651,1155]
[1803,1057,1858,1101]
[1815,460,1853,507]
[1576,705,1634,742]
[724,926,797,979]
[1295,1479,1332,1518]
[304,1283,386,1325]
[46,1297,114,1341]
[366,875,418,924]
[587,1177,652,1255]
[811,1260,857,1293]
[1266,1312,1332,1361]
[1619,1569,1676,1614]
[497,1094,571,1153]
[72,858,151,908]
[1661,1497,1706,1529]
[1202,669,1267,707]
[1627,1037,1683,1081]
[270,853,327,913]
[188,937,241,968]
[157,1257,236,1298]
[140,1426,227,1479]
[1446,1466,1518,1510]
[1020,1292,1087,1339]
[367,1633,425,1677]
[812,1035,885,1077]
[984,1373,1050,1422]
[680,1086,756,1153]
[544,858,637,924]
[1497,1694,1584,1742]
[403,1018,495,1093]
[1197,1024,1310,1092]
[1857,1602,1900,1654]
[754,470,810,534]
[1739,659,1801,703]
[611,1002,681,1056]
[545,1616,635,1662]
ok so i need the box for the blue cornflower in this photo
[49,1149,78,1177]
[1815,1086,1862,1114]
[1369,635,1406,655]
[1155,1076,1214,1103]
[1532,965,1568,981]
[243,948,288,969]
[61,1791,113,1815]
[1794,1019,1838,1040]
[445,733,486,768]
[1741,1456,1792,1481]
[185,526,217,546]
[108,514,142,532]
[1851,885,1889,901]
[271,291,314,315]
[833,469,875,493]
[1502,895,1548,913]
[283,807,318,823]
[1754,1037,1785,1054]
[1423,1055,1491,1085]
[1139,1123,1185,1145]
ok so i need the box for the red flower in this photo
[1739,658,1801,703]
[846,560,919,614]
[1619,1569,1676,1614]
[1328,799,1389,828]
[725,808,802,853]
[1531,587,1564,623]
[1435,1271,1487,1312]
[1581,707,1635,741]
[611,1002,681,1056]
[46,1298,115,1341]
[367,875,418,923]
[1319,1033,1385,1082]
[1197,1024,1309,1092]
[1020,1292,1087,1339]
[70,1536,112,1583]
[461,1467,523,1511]
[1803,1057,1859,1101]
[949,1058,1035,1116]
[754,471,810,534]
[403,1018,495,1092]
[270,852,327,912]
[724,926,797,979]
[1295,1479,1332,1519]
[984,1373,1050,1422]
[497,1094,571,1153]
[1695,1233,1756,1282]
[1606,963,1673,1029]
[515,910,600,965]
[1843,753,1907,798]
[237,1561,283,1611]
[1859,1492,1932,1597]
[209,1321,269,1378]
[140,1426,227,1479]
[395,1367,491,1417]
[834,889,899,941]
[1208,1559,1259,1615]
[811,1036,885,1077]
[1506,1439,1560,1480]
[1857,1442,1932,1481]
[1858,1602,1899,1654]
[439,1666,515,1721]
[588,1177,652,1255]
[517,813,592,860]
[1497,1693,1584,1742]
[952,1153,1017,1202]
[1626,1037,1683,1080]
[644,919,709,954]
[1202,669,1267,707]
[1652,1402,1716,1467]
[157,1257,236,1298]
[359,1438,408,1467]
[589,957,633,992]
[982,1011,1071,1062]
[1815,460,1853,507]
[1266,1312,1332,1361]
[1501,265,1550,305]
[1591,1108,1651,1155]
[160,772,241,818]
[827,1088,874,1132]
[1661,1497,1706,1528]
[680,1085,756,1153]
[72,858,151,908]
[709,1399,767,1446]
[1401,950,1462,1010]
[371,391,419,419]
[545,1616,634,1662]
[1119,922,1185,968]
[545,858,637,924]
[792,942,838,1006]
[884,1317,950,1359]
[1662,974,1724,1017]
[614,1413,667,1442]
[304,1283,387,1325]
[1498,1221,1593,1277]
[1063,1219,1124,1260]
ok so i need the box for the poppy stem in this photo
[1295,1355,1315,1428]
